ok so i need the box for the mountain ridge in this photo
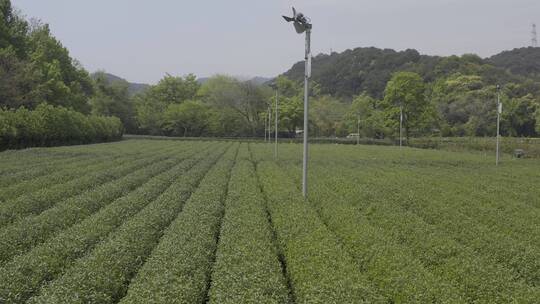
[282,46,540,99]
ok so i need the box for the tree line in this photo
[1,0,122,149]
[0,104,122,150]
[2,0,540,146]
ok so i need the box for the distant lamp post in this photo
[357,114,360,145]
[496,85,502,166]
[283,7,312,198]
[275,90,279,159]
[268,106,272,143]
[264,112,267,142]
[400,105,403,149]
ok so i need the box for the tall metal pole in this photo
[302,28,311,198]
[268,106,272,143]
[496,86,501,166]
[357,114,360,145]
[264,111,267,142]
[399,105,403,148]
[275,90,279,159]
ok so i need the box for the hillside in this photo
[488,47,540,79]
[197,76,272,85]
[91,73,150,96]
[282,47,540,99]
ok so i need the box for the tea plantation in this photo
[1,139,539,303]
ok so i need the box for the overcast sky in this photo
[11,0,540,84]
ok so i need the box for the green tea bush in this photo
[0,148,180,265]
[207,149,289,304]
[27,146,226,304]
[0,144,215,303]
[256,160,384,304]
[120,144,237,304]
[0,104,123,150]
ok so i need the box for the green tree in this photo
[276,95,303,134]
[135,74,200,135]
[199,75,270,136]
[0,0,29,58]
[275,75,301,98]
[432,74,498,136]
[310,95,347,137]
[501,94,539,137]
[26,22,93,112]
[344,94,390,138]
[162,101,212,137]
[383,72,429,140]
[148,74,199,104]
[90,72,137,133]
[0,47,37,108]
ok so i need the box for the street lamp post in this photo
[399,105,403,148]
[496,85,502,166]
[275,90,279,159]
[268,106,272,143]
[357,114,360,145]
[283,7,312,198]
[264,114,267,142]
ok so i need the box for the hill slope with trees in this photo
[283,47,540,99]
[281,47,540,138]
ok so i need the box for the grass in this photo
[1,139,539,303]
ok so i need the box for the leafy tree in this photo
[310,95,347,137]
[276,95,303,134]
[344,94,390,138]
[275,75,301,98]
[147,74,199,104]
[501,94,539,137]
[25,22,93,112]
[432,74,500,136]
[0,47,36,108]
[0,0,28,58]
[162,101,212,137]
[135,74,200,134]
[90,72,137,133]
[199,75,270,136]
[383,72,429,140]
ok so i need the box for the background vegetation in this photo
[2,0,540,151]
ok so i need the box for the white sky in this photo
[11,0,540,84]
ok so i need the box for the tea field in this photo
[1,139,539,303]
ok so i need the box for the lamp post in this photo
[268,106,272,143]
[400,105,403,148]
[283,7,312,198]
[357,114,360,145]
[496,85,502,166]
[275,90,279,159]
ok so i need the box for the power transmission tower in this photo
[533,23,538,47]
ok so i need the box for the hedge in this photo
[0,104,123,150]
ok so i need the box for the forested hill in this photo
[487,47,540,79]
[90,73,150,96]
[282,47,540,99]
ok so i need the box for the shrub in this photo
[0,104,123,150]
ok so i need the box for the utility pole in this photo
[357,114,360,145]
[532,23,538,47]
[264,112,267,142]
[275,90,279,159]
[399,105,403,148]
[268,106,272,143]
[496,85,502,166]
